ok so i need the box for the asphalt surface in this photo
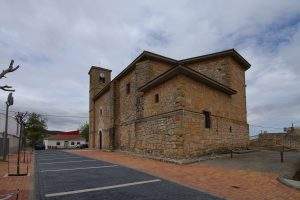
[35,150,222,200]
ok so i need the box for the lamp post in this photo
[2,92,14,161]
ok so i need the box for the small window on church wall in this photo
[203,111,211,129]
[126,83,131,94]
[100,109,103,115]
[229,126,232,132]
[155,94,159,103]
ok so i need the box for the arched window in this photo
[99,72,105,83]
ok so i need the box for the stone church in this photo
[89,49,250,160]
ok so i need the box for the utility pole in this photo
[2,92,14,161]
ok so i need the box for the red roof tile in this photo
[46,130,84,141]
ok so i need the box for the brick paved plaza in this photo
[70,149,300,200]
[0,151,34,200]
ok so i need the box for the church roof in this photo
[93,49,250,100]
[139,65,237,95]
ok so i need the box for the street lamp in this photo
[2,92,14,161]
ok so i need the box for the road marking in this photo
[0,193,14,200]
[38,157,81,161]
[39,159,98,165]
[37,155,70,157]
[36,153,67,155]
[40,165,118,172]
[45,179,161,197]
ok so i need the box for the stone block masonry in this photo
[89,49,251,161]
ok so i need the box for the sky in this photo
[0,0,299,134]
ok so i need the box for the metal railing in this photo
[7,149,32,176]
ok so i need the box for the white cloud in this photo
[0,0,299,132]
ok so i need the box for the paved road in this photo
[35,150,222,200]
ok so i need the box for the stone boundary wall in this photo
[250,133,300,150]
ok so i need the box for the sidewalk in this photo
[69,149,300,200]
[0,151,34,200]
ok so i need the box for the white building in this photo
[44,131,86,149]
[0,115,20,154]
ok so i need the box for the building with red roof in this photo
[44,130,86,149]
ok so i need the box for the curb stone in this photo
[277,176,300,190]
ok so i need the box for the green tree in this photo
[79,122,89,142]
[24,113,47,146]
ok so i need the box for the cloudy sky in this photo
[0,0,299,133]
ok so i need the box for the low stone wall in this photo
[250,133,300,150]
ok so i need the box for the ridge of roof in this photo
[45,133,85,141]
[140,49,251,69]
[139,65,237,95]
[178,49,251,69]
[93,49,249,100]
[93,82,111,100]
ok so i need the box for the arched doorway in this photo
[99,130,102,149]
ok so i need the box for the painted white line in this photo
[40,165,118,172]
[45,179,161,197]
[0,193,14,200]
[38,154,71,157]
[38,157,81,161]
[37,153,70,155]
[39,159,98,165]
[37,153,67,155]
[37,155,69,158]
